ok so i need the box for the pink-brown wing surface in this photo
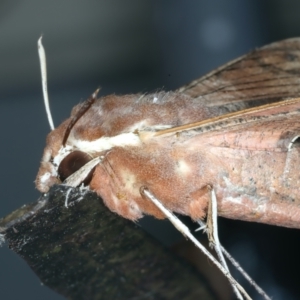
[154,96,300,228]
[178,38,300,114]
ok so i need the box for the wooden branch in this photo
[0,185,216,300]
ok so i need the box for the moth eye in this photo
[58,151,94,185]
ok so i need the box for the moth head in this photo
[36,148,95,193]
[36,90,99,193]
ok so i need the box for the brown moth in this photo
[36,38,300,230]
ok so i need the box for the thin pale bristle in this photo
[38,36,55,130]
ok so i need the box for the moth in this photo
[35,37,300,299]
[36,38,300,229]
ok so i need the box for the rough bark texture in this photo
[0,185,216,300]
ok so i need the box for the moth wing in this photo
[156,98,300,152]
[201,101,300,152]
[178,38,300,113]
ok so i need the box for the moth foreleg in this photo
[140,187,251,300]
[61,156,102,208]
[199,188,243,300]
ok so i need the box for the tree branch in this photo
[0,185,216,299]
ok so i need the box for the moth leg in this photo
[61,157,102,208]
[197,188,271,300]
[199,188,243,300]
[140,187,251,300]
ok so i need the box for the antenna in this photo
[62,89,99,146]
[38,36,55,130]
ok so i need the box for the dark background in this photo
[0,1,300,299]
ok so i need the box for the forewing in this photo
[178,38,300,113]
[176,98,300,152]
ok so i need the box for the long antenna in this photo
[62,88,99,146]
[38,36,55,130]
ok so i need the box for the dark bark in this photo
[0,185,216,300]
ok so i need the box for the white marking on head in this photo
[40,172,52,183]
[53,145,73,167]
[69,132,141,154]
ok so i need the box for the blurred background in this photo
[0,1,300,299]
